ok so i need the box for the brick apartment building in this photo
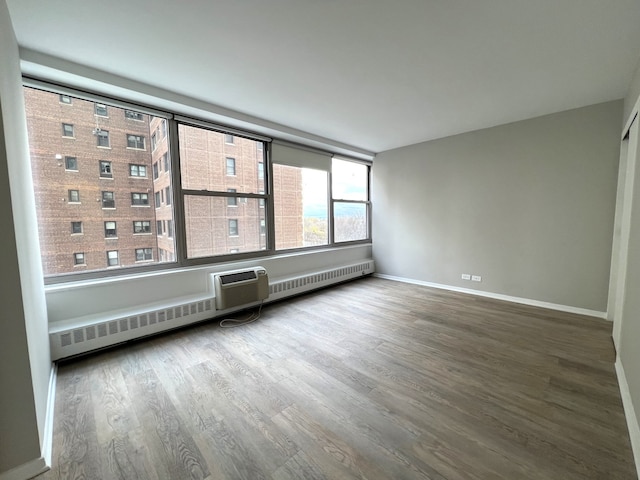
[23,87,303,276]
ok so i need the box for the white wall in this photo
[613,58,640,473]
[372,101,622,313]
[0,0,52,477]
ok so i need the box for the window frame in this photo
[96,129,110,148]
[95,103,108,117]
[131,192,149,206]
[99,160,113,178]
[129,163,147,177]
[24,81,372,283]
[62,123,74,138]
[101,191,115,209]
[133,220,151,234]
[65,156,78,171]
[127,133,146,150]
[68,189,80,203]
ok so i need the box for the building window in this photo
[260,219,266,235]
[96,130,110,147]
[133,220,151,234]
[225,134,234,144]
[258,162,264,180]
[135,248,153,261]
[104,221,117,238]
[226,157,236,176]
[259,190,265,208]
[127,134,145,149]
[62,123,74,137]
[125,110,144,121]
[156,220,163,235]
[165,186,171,205]
[106,250,119,267]
[73,252,85,265]
[229,219,238,236]
[99,160,113,178]
[60,95,72,104]
[160,120,167,139]
[71,221,82,234]
[151,132,157,151]
[162,152,169,171]
[68,189,80,203]
[153,162,159,180]
[95,103,108,117]
[129,164,147,177]
[102,191,115,208]
[167,221,174,238]
[131,192,149,206]
[332,158,370,243]
[227,188,237,206]
[65,156,78,171]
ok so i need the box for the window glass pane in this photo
[334,202,368,242]
[24,87,176,276]
[332,158,368,200]
[273,164,327,249]
[184,196,266,258]
[178,124,265,194]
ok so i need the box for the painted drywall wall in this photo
[372,101,622,312]
[0,0,51,477]
[624,56,640,124]
[616,57,640,472]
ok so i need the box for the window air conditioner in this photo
[213,266,269,310]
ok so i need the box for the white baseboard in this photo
[615,358,640,478]
[0,457,47,480]
[42,363,57,467]
[373,273,607,319]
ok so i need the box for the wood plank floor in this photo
[37,277,637,479]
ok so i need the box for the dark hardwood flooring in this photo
[37,277,637,479]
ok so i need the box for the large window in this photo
[179,123,267,258]
[271,143,332,249]
[332,158,369,242]
[24,86,176,276]
[24,85,370,280]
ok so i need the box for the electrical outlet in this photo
[471,275,482,282]
[461,274,471,280]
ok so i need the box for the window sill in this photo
[102,207,116,210]
[133,233,152,236]
[68,202,81,205]
[97,146,111,150]
[65,169,78,172]
[132,205,150,207]
[99,177,114,180]
[62,136,75,139]
[105,237,118,240]
[126,147,146,151]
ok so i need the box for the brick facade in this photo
[24,87,304,276]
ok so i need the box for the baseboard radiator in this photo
[49,260,375,360]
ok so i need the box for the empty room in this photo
[1,1,640,479]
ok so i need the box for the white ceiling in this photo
[6,0,640,153]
